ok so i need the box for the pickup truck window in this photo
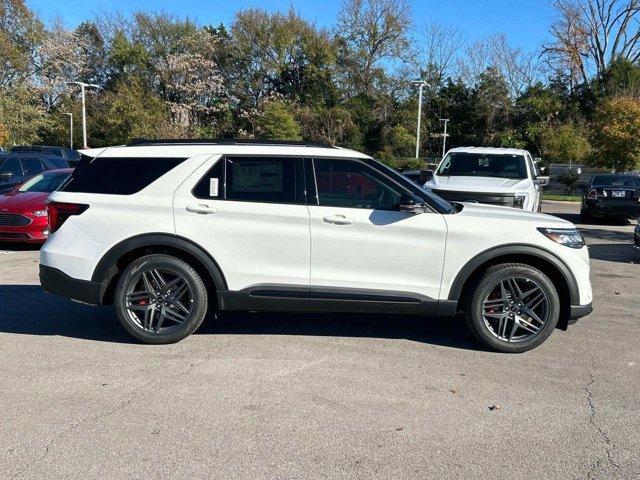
[437,153,527,180]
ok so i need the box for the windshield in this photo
[437,152,527,179]
[592,175,640,188]
[18,172,70,193]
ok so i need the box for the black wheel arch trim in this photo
[447,243,580,305]
[91,233,228,303]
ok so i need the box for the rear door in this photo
[173,155,311,305]
[307,157,448,307]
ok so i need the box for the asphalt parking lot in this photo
[1,201,638,480]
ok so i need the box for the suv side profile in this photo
[424,147,549,212]
[39,140,592,353]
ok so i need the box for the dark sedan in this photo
[580,174,640,222]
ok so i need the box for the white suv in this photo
[424,147,549,212]
[39,140,592,352]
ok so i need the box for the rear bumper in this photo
[585,199,640,217]
[39,264,102,305]
[568,302,593,324]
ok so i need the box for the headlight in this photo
[537,227,584,249]
[30,209,48,217]
[513,195,526,209]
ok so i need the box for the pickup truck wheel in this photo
[464,263,559,353]
[114,254,208,344]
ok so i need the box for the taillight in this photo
[46,202,89,233]
[587,188,597,199]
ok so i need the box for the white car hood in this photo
[454,202,571,227]
[426,175,529,193]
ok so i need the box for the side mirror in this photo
[535,176,550,187]
[0,171,14,179]
[398,193,427,214]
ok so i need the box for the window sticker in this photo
[233,162,283,193]
[209,178,219,197]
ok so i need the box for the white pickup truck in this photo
[423,147,549,212]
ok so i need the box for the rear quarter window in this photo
[63,157,187,195]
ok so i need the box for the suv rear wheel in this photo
[464,263,560,353]
[114,254,208,344]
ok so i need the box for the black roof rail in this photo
[127,138,336,148]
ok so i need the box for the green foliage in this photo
[387,124,415,157]
[1,0,640,168]
[257,101,302,141]
[540,123,592,163]
[92,77,169,146]
[591,97,640,172]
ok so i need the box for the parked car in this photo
[423,147,549,212]
[634,219,639,255]
[0,152,70,194]
[39,139,592,352]
[0,168,72,243]
[11,146,81,167]
[580,174,640,222]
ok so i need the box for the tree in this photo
[92,77,169,145]
[541,122,592,162]
[0,0,43,87]
[418,22,465,87]
[591,96,640,171]
[256,101,302,140]
[544,0,640,88]
[336,0,412,97]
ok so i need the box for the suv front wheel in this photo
[464,263,560,353]
[114,254,208,344]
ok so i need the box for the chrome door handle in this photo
[186,204,217,214]
[322,214,353,225]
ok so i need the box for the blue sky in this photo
[28,0,553,53]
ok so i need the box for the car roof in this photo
[79,142,371,160]
[447,147,529,156]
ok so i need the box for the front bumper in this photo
[39,264,103,305]
[568,302,593,325]
[0,218,50,243]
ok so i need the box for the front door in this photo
[307,157,448,305]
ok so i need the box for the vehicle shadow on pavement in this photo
[0,242,41,252]
[588,243,638,264]
[0,285,482,350]
[199,311,482,350]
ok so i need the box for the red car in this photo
[0,168,72,243]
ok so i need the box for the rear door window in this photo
[22,157,46,175]
[63,157,187,195]
[0,157,24,176]
[193,156,304,204]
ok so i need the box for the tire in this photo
[114,254,209,344]
[580,207,592,223]
[464,263,560,353]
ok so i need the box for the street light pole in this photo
[439,118,450,158]
[411,80,429,159]
[62,113,73,149]
[67,81,99,149]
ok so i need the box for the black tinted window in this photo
[45,157,69,169]
[193,160,224,199]
[225,157,299,204]
[592,175,640,187]
[314,158,403,210]
[22,157,45,174]
[63,157,186,195]
[0,157,23,176]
